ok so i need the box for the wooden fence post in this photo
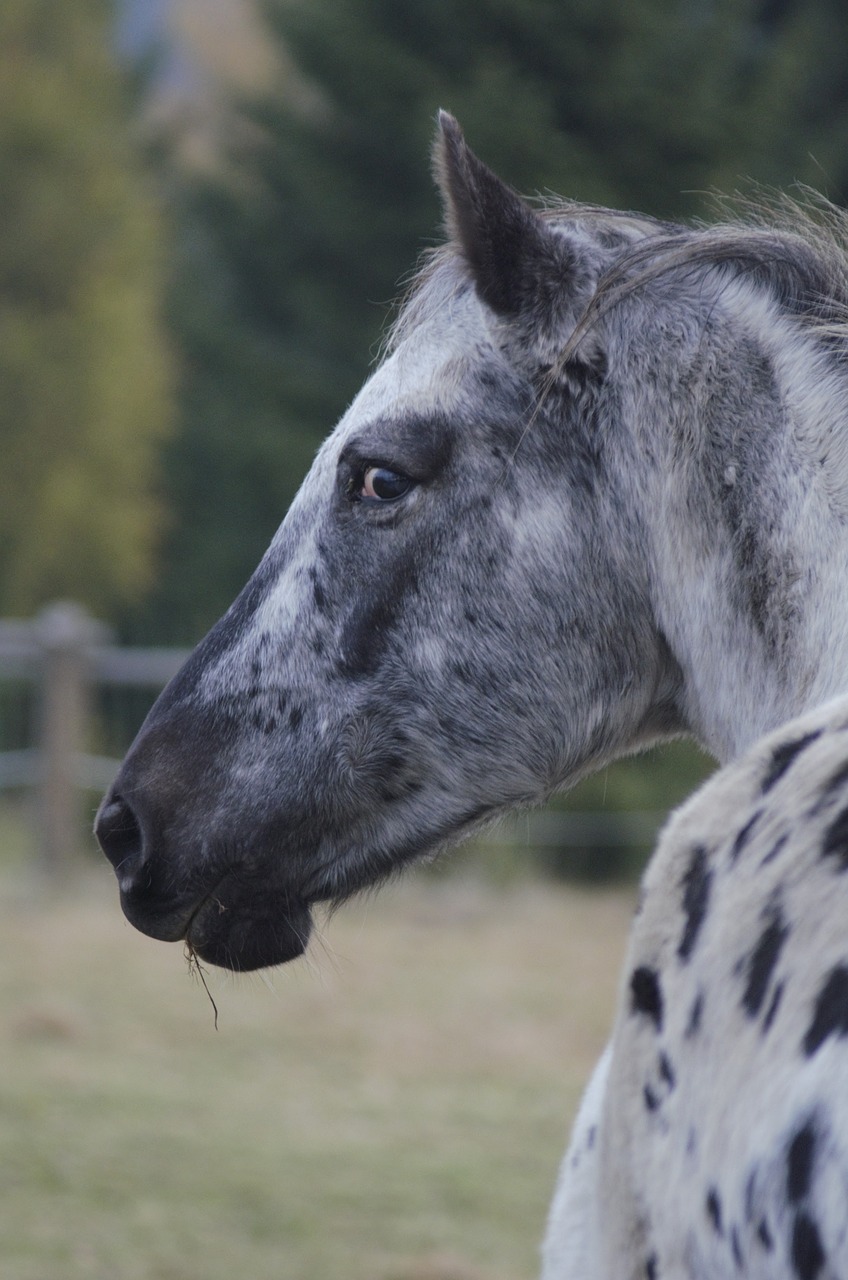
[35,602,110,878]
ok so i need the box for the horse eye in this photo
[360,466,413,502]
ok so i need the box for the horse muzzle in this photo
[95,792,313,971]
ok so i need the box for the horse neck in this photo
[642,295,848,764]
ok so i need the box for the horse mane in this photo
[386,189,848,361]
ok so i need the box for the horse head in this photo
[95,115,685,970]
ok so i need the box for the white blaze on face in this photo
[254,291,493,626]
[336,281,491,432]
[198,280,494,698]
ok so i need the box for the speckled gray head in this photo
[95,113,848,969]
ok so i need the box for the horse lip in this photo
[183,880,230,944]
[118,888,197,943]
[118,866,238,945]
[183,877,313,971]
[117,860,312,970]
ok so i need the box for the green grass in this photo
[0,831,635,1280]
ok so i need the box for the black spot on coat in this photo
[730,809,762,863]
[822,803,848,872]
[630,966,664,1031]
[813,758,848,811]
[803,965,848,1056]
[787,1121,817,1204]
[706,1187,723,1235]
[678,846,712,962]
[658,1052,676,1089]
[686,990,704,1038]
[762,981,784,1034]
[742,908,789,1019]
[757,1218,774,1251]
[759,833,789,867]
[791,1212,825,1280]
[761,732,821,793]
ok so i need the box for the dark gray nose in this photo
[95,794,147,888]
[95,786,200,944]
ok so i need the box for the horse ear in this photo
[433,111,565,318]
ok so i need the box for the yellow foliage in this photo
[172,0,277,90]
[0,0,172,618]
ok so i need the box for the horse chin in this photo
[184,887,313,972]
[118,872,313,972]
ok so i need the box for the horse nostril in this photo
[95,795,145,882]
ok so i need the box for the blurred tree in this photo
[150,0,848,640]
[0,0,172,619]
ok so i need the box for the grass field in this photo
[0,830,635,1280]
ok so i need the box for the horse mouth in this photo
[119,871,313,973]
[185,883,313,972]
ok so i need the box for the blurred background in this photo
[1,0,847,1275]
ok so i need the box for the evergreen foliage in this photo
[155,0,848,638]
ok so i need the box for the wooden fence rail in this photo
[0,602,190,877]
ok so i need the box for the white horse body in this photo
[542,1044,611,1278]
[546,696,848,1279]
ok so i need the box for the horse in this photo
[96,114,848,1276]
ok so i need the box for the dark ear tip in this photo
[431,111,552,318]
